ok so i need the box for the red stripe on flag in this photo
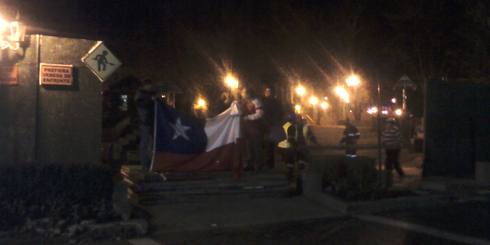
[151,141,243,178]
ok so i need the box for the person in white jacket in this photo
[241,88,265,171]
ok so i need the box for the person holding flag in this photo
[150,97,243,178]
[240,87,265,171]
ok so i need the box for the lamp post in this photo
[308,95,319,124]
[224,73,239,99]
[295,84,306,102]
[345,74,361,121]
[346,74,361,88]
[334,85,350,120]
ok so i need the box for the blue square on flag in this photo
[151,100,241,173]
[153,101,207,154]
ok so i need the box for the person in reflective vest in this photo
[278,113,309,195]
[340,119,360,158]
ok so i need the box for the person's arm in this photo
[244,99,264,120]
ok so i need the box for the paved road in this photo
[148,218,467,245]
[134,200,490,245]
[8,201,489,245]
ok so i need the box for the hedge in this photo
[0,164,115,231]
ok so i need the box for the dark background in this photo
[2,0,489,113]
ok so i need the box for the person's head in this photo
[221,91,230,101]
[264,87,272,98]
[240,87,248,99]
[241,87,257,99]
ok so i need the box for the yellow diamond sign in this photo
[82,41,122,82]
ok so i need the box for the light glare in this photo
[194,97,208,110]
[345,74,361,87]
[308,96,319,106]
[224,73,239,90]
[395,108,403,116]
[334,86,350,103]
[294,104,302,114]
[295,84,306,97]
[320,101,329,110]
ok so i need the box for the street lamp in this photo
[320,101,329,110]
[224,73,239,91]
[194,97,208,111]
[308,95,319,106]
[391,97,397,104]
[0,13,25,50]
[334,86,350,103]
[334,85,350,120]
[345,74,361,87]
[367,106,378,115]
[294,104,302,114]
[0,15,7,31]
[394,108,403,117]
[295,84,306,97]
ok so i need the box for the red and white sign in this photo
[39,63,73,86]
[0,65,18,85]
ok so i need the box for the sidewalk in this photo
[146,196,344,235]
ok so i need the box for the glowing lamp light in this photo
[381,110,389,115]
[295,84,306,97]
[394,108,403,116]
[345,74,361,87]
[294,104,302,114]
[391,97,397,104]
[194,97,208,110]
[320,101,329,110]
[224,73,239,90]
[0,16,7,31]
[334,86,350,103]
[367,106,378,115]
[308,96,319,106]
[0,15,25,50]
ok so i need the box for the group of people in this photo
[340,117,405,180]
[134,79,406,189]
[226,86,285,172]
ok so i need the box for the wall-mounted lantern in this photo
[0,13,26,51]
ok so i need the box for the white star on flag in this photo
[170,118,191,141]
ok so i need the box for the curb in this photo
[305,192,454,214]
[149,213,348,237]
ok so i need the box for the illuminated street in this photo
[0,1,489,244]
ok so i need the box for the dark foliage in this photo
[0,164,115,231]
[322,157,382,200]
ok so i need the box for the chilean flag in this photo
[150,101,242,177]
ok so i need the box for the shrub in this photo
[0,164,115,231]
[321,156,384,201]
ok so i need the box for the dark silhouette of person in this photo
[94,50,114,72]
[340,119,360,158]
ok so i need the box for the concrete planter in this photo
[475,161,490,184]
[304,154,453,214]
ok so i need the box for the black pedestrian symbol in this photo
[93,50,114,72]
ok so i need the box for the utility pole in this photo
[377,82,382,172]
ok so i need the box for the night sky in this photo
[3,0,489,109]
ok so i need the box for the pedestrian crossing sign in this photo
[82,41,122,82]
